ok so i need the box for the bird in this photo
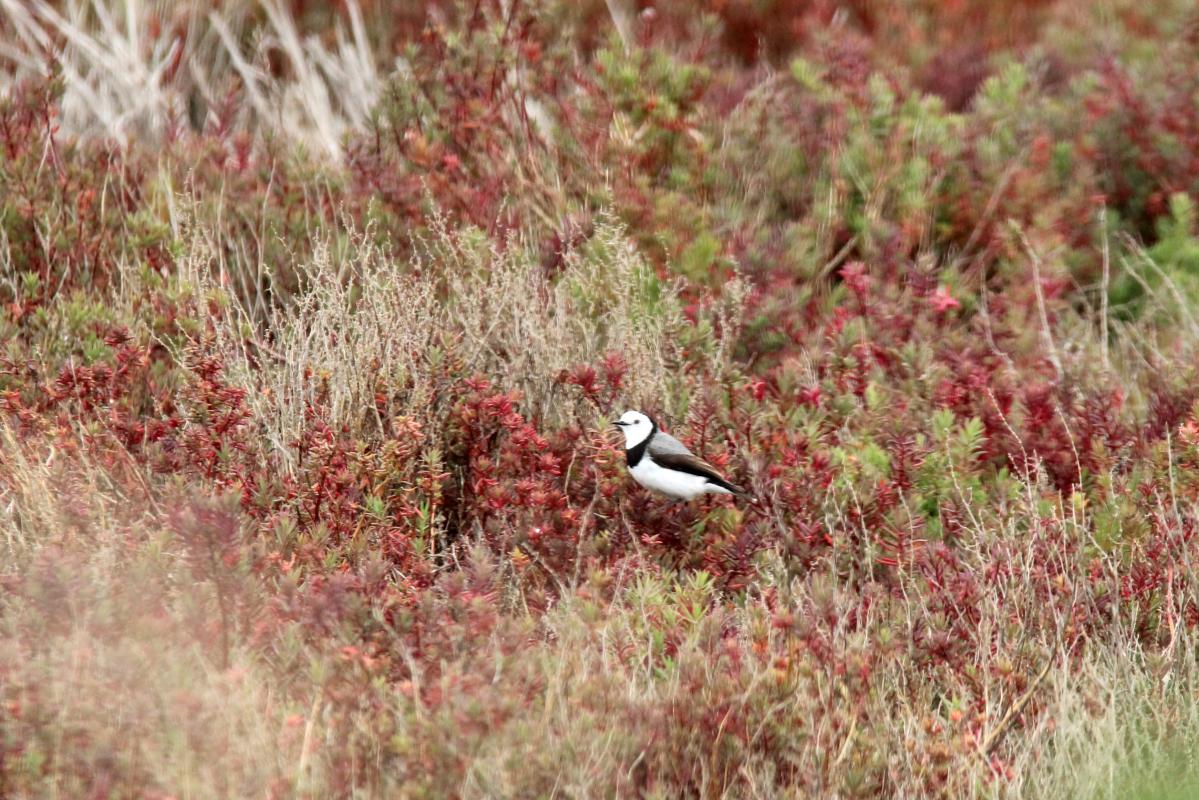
[613,410,753,503]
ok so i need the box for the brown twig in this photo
[980,655,1055,756]
[1016,226,1062,381]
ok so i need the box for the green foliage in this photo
[1111,193,1199,320]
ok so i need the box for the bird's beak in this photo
[612,421,625,427]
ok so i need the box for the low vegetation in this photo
[4,0,1199,796]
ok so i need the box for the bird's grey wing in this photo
[648,431,693,457]
[649,434,748,494]
[651,450,722,480]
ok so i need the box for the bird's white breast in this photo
[629,457,730,500]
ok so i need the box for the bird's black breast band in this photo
[624,419,656,467]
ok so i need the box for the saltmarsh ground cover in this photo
[4,0,1199,797]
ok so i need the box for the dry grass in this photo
[0,0,379,159]
[1021,646,1199,799]
[181,212,745,470]
[0,430,306,797]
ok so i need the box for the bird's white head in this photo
[613,410,654,448]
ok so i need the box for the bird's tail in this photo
[713,477,757,503]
